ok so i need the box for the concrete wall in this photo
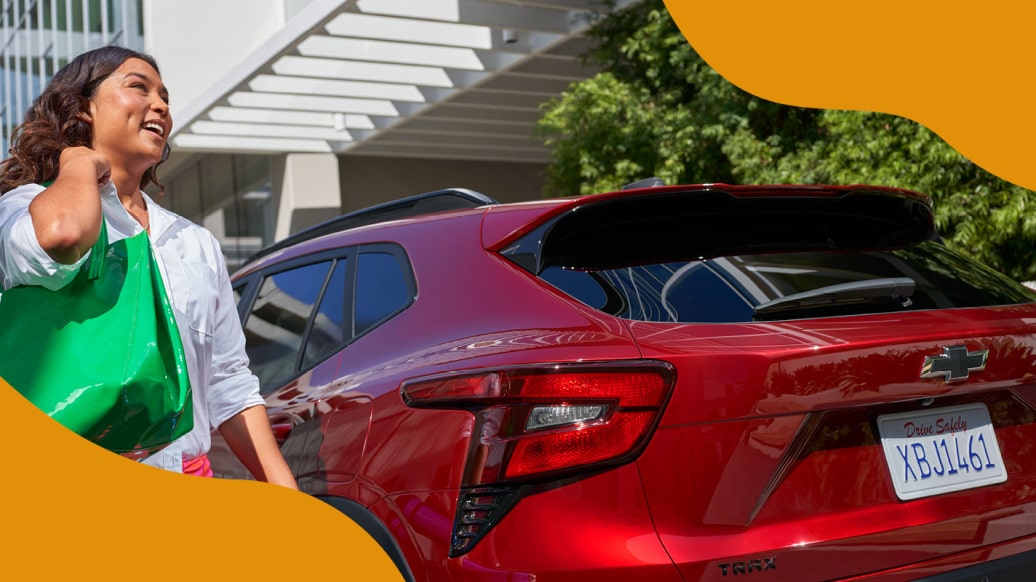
[338,155,549,213]
[273,153,343,240]
[142,0,285,119]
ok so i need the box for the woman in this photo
[0,46,297,488]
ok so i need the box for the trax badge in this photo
[920,345,989,382]
[718,557,776,576]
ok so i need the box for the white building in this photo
[2,0,627,268]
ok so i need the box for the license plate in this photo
[877,403,1007,501]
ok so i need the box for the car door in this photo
[214,244,414,495]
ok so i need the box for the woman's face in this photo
[85,57,172,176]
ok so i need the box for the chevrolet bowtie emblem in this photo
[920,345,989,382]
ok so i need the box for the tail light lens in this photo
[403,361,676,556]
[401,361,676,485]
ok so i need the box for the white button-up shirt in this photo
[0,182,265,472]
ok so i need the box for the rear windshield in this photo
[539,242,1035,323]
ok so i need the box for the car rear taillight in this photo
[402,361,676,484]
[401,361,676,556]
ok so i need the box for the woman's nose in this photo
[152,97,171,127]
[149,92,168,112]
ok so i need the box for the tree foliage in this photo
[536,0,1035,281]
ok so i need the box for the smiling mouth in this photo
[143,121,165,137]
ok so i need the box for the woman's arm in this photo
[28,146,110,264]
[218,405,299,490]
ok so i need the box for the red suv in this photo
[213,183,1036,581]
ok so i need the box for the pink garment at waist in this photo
[182,454,213,478]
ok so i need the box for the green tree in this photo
[537,0,1036,281]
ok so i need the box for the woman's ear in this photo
[76,110,92,124]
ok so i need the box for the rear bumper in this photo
[846,534,1036,581]
[918,546,1036,581]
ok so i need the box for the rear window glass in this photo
[355,250,411,335]
[539,241,1035,323]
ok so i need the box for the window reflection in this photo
[245,261,332,392]
[542,242,1033,324]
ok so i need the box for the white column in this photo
[273,153,342,241]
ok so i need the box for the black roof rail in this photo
[246,187,499,263]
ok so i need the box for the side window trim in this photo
[291,254,348,374]
[296,247,357,374]
[233,274,262,325]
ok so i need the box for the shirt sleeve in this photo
[0,184,90,291]
[205,236,266,429]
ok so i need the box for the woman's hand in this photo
[218,405,300,490]
[58,146,111,188]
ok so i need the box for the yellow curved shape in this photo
[0,377,402,580]
[664,0,1036,190]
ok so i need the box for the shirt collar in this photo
[98,181,173,241]
[142,190,174,241]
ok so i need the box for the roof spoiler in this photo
[499,187,938,273]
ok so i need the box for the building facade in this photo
[2,0,621,269]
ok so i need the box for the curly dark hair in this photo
[0,45,167,195]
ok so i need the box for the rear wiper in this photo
[752,277,915,320]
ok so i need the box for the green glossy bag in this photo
[0,220,193,459]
